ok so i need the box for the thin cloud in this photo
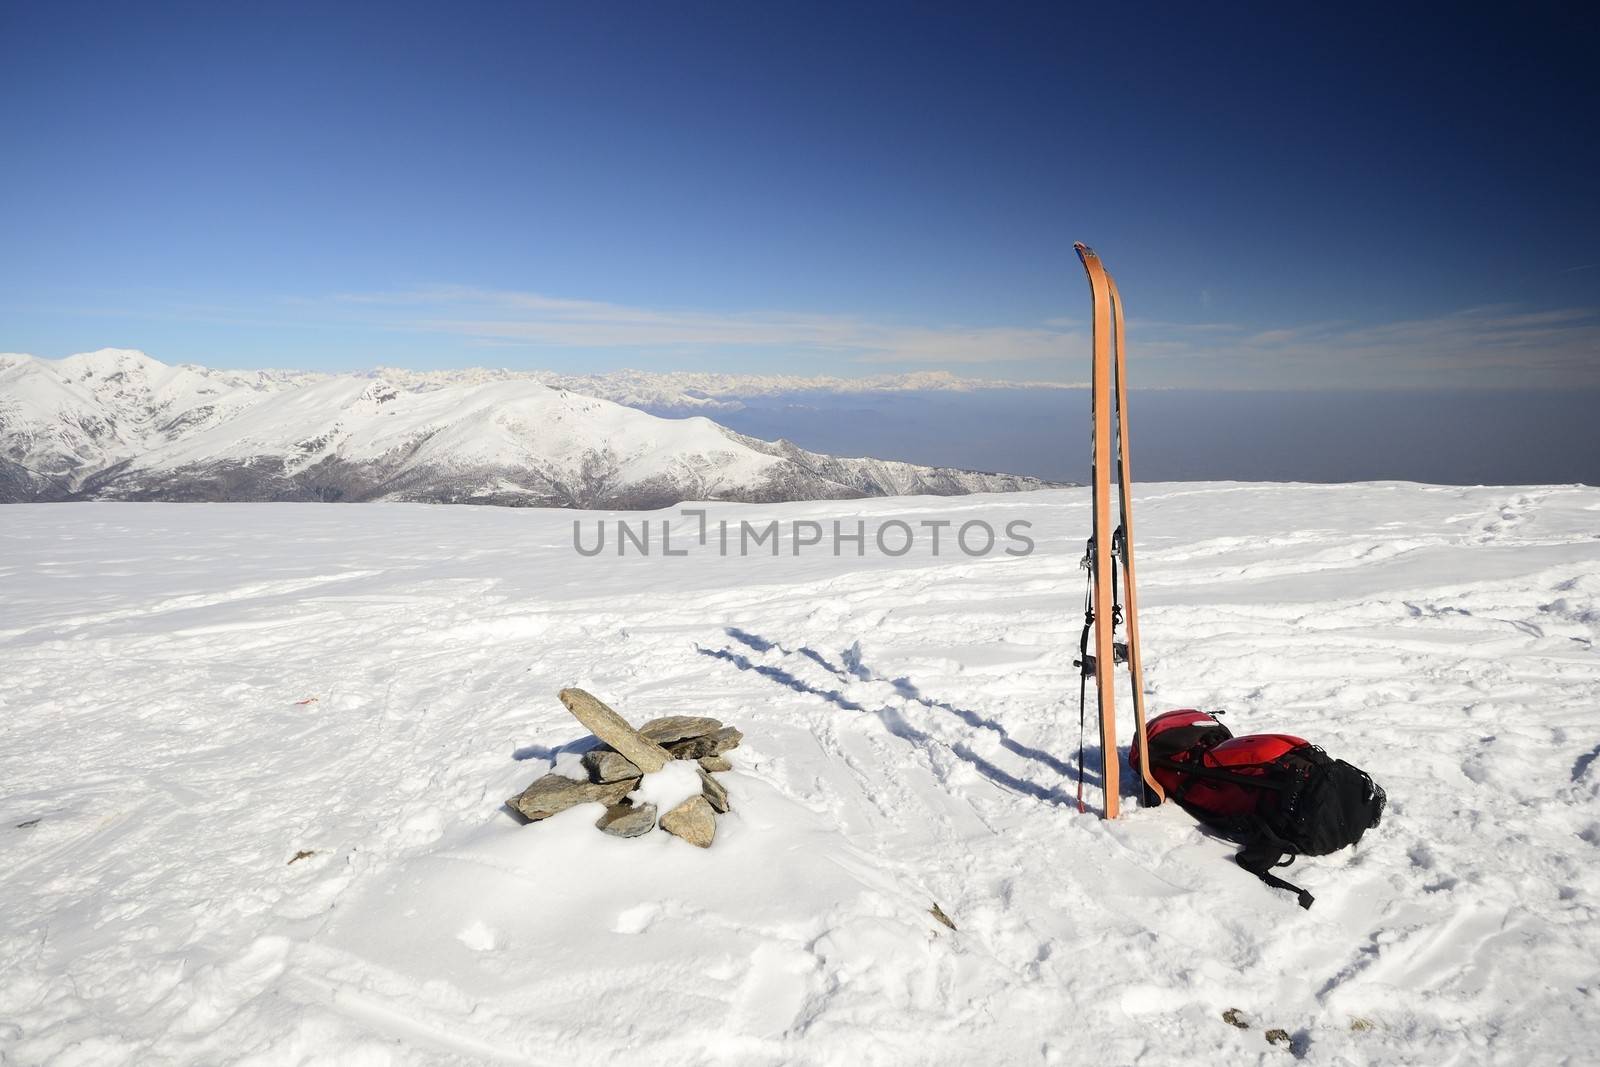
[343,287,1599,386]
[337,286,1079,365]
[1133,305,1600,387]
[58,284,1599,388]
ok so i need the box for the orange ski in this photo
[1072,243,1163,817]
[1109,270,1165,806]
[1076,243,1120,818]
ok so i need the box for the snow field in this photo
[1,483,1598,1065]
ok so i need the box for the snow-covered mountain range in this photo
[498,367,1076,414]
[0,350,1053,506]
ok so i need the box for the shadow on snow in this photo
[703,627,1104,806]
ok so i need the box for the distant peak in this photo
[57,348,168,375]
[354,379,400,405]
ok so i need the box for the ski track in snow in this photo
[1,483,1598,1065]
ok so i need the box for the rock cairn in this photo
[507,688,742,848]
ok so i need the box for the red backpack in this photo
[1132,709,1387,908]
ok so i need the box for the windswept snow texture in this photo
[2,483,1599,1065]
[0,351,1051,506]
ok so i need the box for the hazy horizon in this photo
[690,387,1600,488]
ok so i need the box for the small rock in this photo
[659,794,716,848]
[929,902,957,930]
[665,726,743,760]
[698,754,733,772]
[638,715,722,744]
[509,773,633,821]
[596,801,657,838]
[1222,1008,1249,1030]
[698,767,730,813]
[1264,1029,1291,1048]
[557,688,672,773]
[582,749,643,783]
[287,849,316,865]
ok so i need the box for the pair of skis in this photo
[1074,243,1163,819]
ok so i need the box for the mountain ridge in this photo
[0,350,1058,507]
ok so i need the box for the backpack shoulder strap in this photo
[1235,841,1314,909]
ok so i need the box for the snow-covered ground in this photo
[2,484,1597,1065]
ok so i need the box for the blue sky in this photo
[2,2,1597,387]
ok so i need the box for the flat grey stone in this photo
[596,801,657,838]
[658,794,716,848]
[698,754,733,773]
[665,726,743,760]
[558,688,671,773]
[509,773,633,821]
[638,715,723,745]
[698,768,730,813]
[582,749,643,784]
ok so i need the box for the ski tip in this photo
[1074,242,1098,265]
